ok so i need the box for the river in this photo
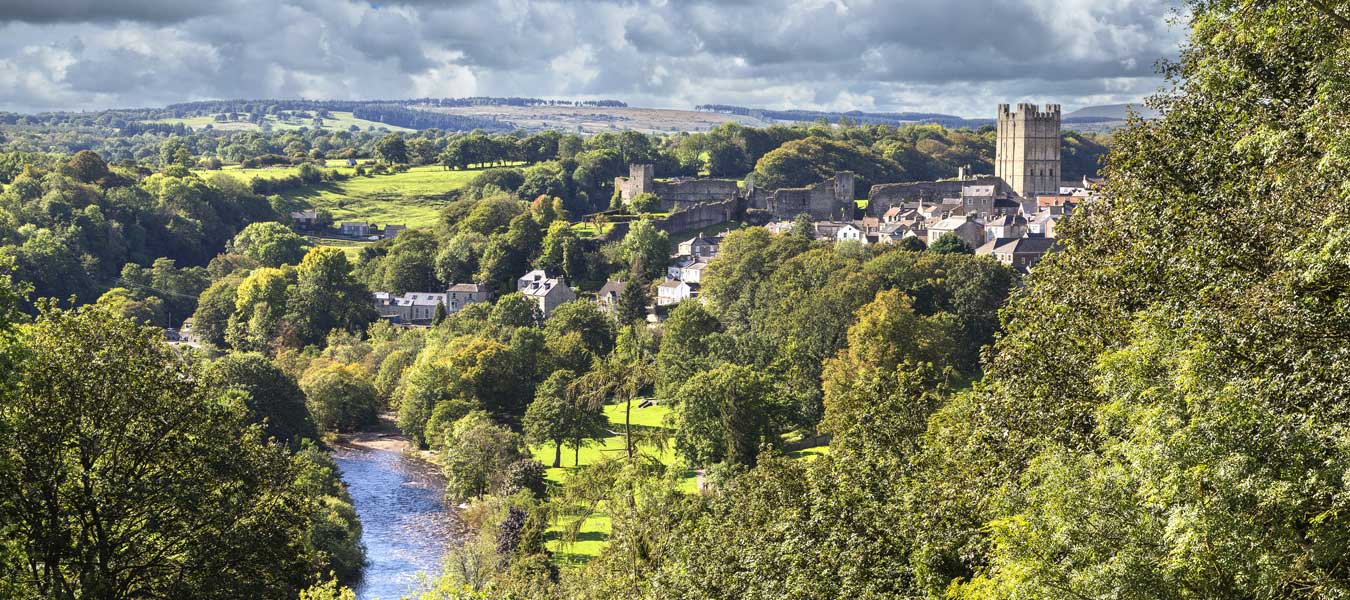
[331,434,461,600]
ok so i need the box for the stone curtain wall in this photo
[657,179,740,211]
[866,176,1004,215]
[661,198,738,233]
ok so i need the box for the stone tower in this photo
[995,103,1061,198]
[630,164,654,194]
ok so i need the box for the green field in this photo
[207,163,481,228]
[148,111,412,133]
[287,166,478,228]
[309,236,373,260]
[530,401,826,566]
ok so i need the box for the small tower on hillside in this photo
[995,103,1061,198]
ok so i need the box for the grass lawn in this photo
[570,221,618,239]
[855,199,869,209]
[530,402,698,566]
[147,111,412,133]
[530,400,827,567]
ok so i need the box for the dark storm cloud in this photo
[0,0,230,23]
[0,0,1185,116]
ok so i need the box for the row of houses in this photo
[765,184,1085,273]
[658,233,721,305]
[372,269,578,326]
[373,284,492,324]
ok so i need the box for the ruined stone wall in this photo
[866,176,1003,216]
[655,179,740,211]
[660,198,738,233]
[752,173,854,220]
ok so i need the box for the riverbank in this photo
[336,413,439,463]
[330,415,459,600]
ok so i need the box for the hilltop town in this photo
[366,103,1084,327]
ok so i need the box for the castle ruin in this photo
[614,164,740,212]
[614,103,1065,225]
[746,172,856,221]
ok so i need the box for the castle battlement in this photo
[1000,103,1061,120]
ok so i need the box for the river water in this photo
[331,442,460,600]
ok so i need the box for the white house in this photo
[656,278,693,306]
[682,261,709,284]
[518,270,575,318]
[667,257,711,284]
[835,223,865,244]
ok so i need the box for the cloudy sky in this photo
[0,0,1186,117]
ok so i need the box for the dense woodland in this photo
[3,0,1346,598]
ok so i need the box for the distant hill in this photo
[697,104,993,129]
[1065,103,1158,120]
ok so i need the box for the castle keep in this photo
[995,103,1061,198]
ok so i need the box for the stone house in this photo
[518,270,575,319]
[373,291,447,325]
[882,206,908,223]
[975,237,1059,273]
[927,216,985,249]
[446,283,491,313]
[961,185,998,216]
[677,233,719,259]
[341,222,373,237]
[384,224,407,240]
[596,280,626,313]
[876,222,914,244]
[982,214,1028,240]
[290,209,318,229]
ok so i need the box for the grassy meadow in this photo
[206,162,482,228]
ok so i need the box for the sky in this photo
[0,0,1187,117]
